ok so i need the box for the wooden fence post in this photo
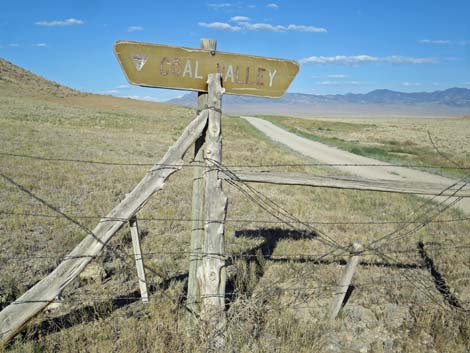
[197,73,227,349]
[188,38,216,314]
[328,242,363,320]
[129,216,149,303]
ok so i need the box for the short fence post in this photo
[129,216,149,303]
[328,242,363,320]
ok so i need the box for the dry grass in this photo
[0,60,469,352]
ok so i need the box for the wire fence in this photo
[2,150,470,170]
[1,210,469,225]
[2,273,468,316]
[1,242,470,262]
[1,147,469,341]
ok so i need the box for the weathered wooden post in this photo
[197,73,227,349]
[188,39,217,313]
[328,242,363,320]
[129,216,149,303]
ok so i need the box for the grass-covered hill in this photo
[0,58,81,98]
[0,58,469,353]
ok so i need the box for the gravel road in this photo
[242,116,470,213]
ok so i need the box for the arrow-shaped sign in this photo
[114,41,299,98]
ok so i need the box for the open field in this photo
[1,59,470,352]
[258,115,470,180]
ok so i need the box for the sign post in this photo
[115,39,299,317]
[115,39,299,345]
[188,39,216,314]
[197,72,227,349]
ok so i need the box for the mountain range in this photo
[166,88,470,117]
[1,56,469,117]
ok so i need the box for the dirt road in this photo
[241,116,470,213]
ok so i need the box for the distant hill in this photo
[166,88,470,117]
[0,58,183,115]
[0,58,84,98]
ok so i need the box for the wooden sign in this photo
[114,41,299,98]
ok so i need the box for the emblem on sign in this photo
[132,55,148,71]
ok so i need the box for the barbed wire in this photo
[2,274,469,307]
[0,170,197,315]
[226,163,470,307]
[1,243,470,261]
[2,151,470,170]
[1,210,469,225]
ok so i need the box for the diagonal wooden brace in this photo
[0,109,209,345]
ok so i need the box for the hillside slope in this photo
[0,58,82,98]
[0,57,189,116]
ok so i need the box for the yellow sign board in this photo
[114,41,299,98]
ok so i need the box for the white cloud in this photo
[230,16,250,22]
[327,74,350,78]
[402,82,421,87]
[300,55,437,65]
[33,43,48,47]
[266,3,279,9]
[301,55,378,64]
[121,95,161,102]
[419,39,451,45]
[201,20,327,33]
[239,22,285,31]
[35,18,85,26]
[419,39,470,46]
[385,55,436,64]
[287,24,327,33]
[8,43,20,47]
[198,22,241,31]
[105,85,133,94]
[128,26,144,32]
[207,3,232,9]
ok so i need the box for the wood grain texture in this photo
[197,73,227,349]
[187,38,215,314]
[0,109,209,345]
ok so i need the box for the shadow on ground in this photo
[17,229,456,344]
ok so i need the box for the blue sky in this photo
[1,0,469,101]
